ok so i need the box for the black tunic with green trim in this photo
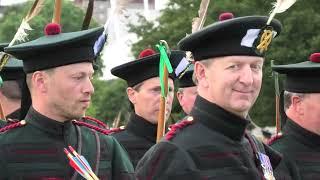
[111,113,157,168]
[270,119,320,180]
[135,96,294,180]
[0,107,134,179]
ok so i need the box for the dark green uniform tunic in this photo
[0,109,21,128]
[270,119,320,180]
[6,108,21,120]
[0,120,6,128]
[0,107,134,179]
[111,113,156,168]
[135,96,294,180]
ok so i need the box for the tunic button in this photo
[187,116,194,121]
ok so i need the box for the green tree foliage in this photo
[0,0,91,41]
[128,0,320,126]
[128,0,200,57]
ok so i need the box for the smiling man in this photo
[110,48,186,167]
[135,14,296,179]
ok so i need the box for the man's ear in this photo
[176,90,183,105]
[291,95,304,115]
[195,61,209,88]
[127,87,137,104]
[32,71,49,93]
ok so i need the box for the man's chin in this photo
[231,102,252,112]
[149,118,158,124]
[69,112,86,120]
[234,107,251,115]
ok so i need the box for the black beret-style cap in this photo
[0,43,24,81]
[272,53,320,93]
[178,15,282,61]
[5,26,104,73]
[111,50,187,87]
[178,65,195,88]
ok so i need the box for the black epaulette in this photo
[0,120,26,133]
[166,116,194,140]
[267,133,283,145]
[106,126,125,135]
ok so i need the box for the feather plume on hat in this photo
[192,0,211,33]
[255,0,296,55]
[267,0,296,25]
[9,0,45,47]
[179,0,211,78]
[0,0,45,71]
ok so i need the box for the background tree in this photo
[128,0,320,126]
[0,0,97,42]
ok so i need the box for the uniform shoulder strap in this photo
[165,116,194,141]
[267,133,283,145]
[72,120,111,135]
[0,120,26,133]
[107,126,125,135]
[82,116,108,128]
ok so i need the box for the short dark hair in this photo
[132,81,144,92]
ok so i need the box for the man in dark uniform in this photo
[0,43,24,119]
[135,14,296,179]
[110,48,186,167]
[0,43,25,128]
[0,24,134,179]
[176,65,197,115]
[269,53,320,179]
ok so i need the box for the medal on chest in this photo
[257,152,275,180]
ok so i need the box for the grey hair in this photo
[283,91,307,110]
[192,59,214,85]
[177,88,184,93]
